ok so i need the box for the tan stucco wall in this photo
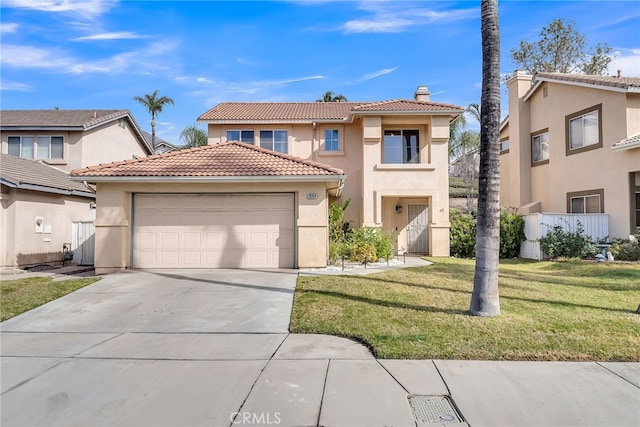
[0,186,94,267]
[206,113,453,256]
[93,181,330,274]
[80,121,148,170]
[503,74,640,238]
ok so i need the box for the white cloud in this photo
[0,23,18,33]
[2,0,116,19]
[608,48,640,77]
[1,39,179,75]
[196,77,214,83]
[0,80,31,91]
[360,66,398,82]
[74,32,146,41]
[342,2,477,34]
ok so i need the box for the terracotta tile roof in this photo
[534,72,640,90]
[0,153,94,196]
[198,100,463,122]
[612,133,640,151]
[71,141,344,178]
[352,100,464,112]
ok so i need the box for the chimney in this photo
[93,111,97,119]
[414,85,430,102]
[617,69,622,78]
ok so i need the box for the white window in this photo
[37,136,64,159]
[570,194,602,214]
[383,129,419,164]
[8,136,34,159]
[568,108,600,150]
[532,131,549,164]
[259,130,287,153]
[226,130,255,144]
[324,129,340,151]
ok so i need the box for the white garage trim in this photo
[131,193,296,269]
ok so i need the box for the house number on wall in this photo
[307,193,318,200]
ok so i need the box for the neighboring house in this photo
[142,130,179,154]
[0,109,153,268]
[0,110,153,173]
[71,87,463,274]
[500,71,640,239]
[1,154,96,268]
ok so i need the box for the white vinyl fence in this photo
[520,213,609,260]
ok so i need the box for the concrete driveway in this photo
[1,269,299,333]
[2,269,639,427]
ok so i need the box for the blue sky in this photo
[1,0,639,145]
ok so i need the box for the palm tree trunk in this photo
[470,0,501,317]
[151,117,156,153]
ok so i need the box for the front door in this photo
[407,204,429,253]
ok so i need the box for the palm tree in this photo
[316,90,348,102]
[470,0,501,317]
[180,124,208,148]
[133,90,175,153]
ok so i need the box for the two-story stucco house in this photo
[71,88,463,274]
[500,72,640,239]
[0,110,152,268]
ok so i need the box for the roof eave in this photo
[71,175,347,184]
[526,77,633,101]
[0,126,84,131]
[196,118,350,124]
[0,178,95,198]
[612,141,640,152]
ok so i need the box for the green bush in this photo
[450,208,476,258]
[350,226,395,261]
[610,238,640,261]
[538,221,597,259]
[328,199,351,264]
[350,242,378,263]
[499,209,526,258]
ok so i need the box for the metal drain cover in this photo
[408,396,465,425]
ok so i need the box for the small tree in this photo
[180,124,208,148]
[511,18,612,75]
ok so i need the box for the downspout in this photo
[312,121,318,162]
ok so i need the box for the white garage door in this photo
[133,194,295,268]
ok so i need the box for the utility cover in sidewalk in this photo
[408,396,464,424]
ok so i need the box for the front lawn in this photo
[1,276,100,321]
[290,258,640,361]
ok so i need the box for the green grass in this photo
[290,258,640,361]
[1,276,100,321]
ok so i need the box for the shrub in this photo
[610,238,640,261]
[350,242,378,263]
[538,221,597,259]
[328,199,351,264]
[450,208,476,258]
[350,226,395,261]
[499,209,526,258]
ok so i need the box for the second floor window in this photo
[383,129,419,164]
[260,130,288,153]
[325,129,340,151]
[226,130,255,144]
[37,136,64,159]
[8,136,34,159]
[567,104,601,154]
[500,139,510,153]
[531,130,549,164]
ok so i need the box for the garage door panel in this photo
[133,194,295,268]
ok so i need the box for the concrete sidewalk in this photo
[2,332,638,427]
